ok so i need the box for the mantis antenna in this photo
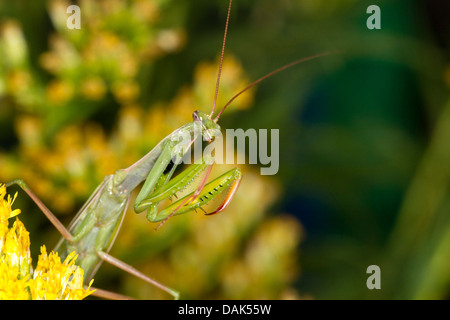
[209,0,337,123]
[210,0,233,118]
[213,50,337,122]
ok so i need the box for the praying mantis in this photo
[4,0,334,299]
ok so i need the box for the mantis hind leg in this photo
[97,250,180,300]
[5,179,73,242]
[89,287,133,300]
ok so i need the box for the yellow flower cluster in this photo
[0,185,94,300]
[30,247,93,300]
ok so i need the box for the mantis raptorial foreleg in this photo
[129,120,243,228]
[133,147,242,225]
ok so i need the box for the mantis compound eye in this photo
[205,128,221,144]
[192,110,201,122]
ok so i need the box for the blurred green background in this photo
[1,0,449,299]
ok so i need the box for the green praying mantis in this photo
[5,0,334,299]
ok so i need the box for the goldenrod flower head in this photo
[2,218,31,279]
[0,184,94,300]
[30,246,94,300]
[0,262,30,300]
[0,184,21,224]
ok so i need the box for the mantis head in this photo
[193,110,221,143]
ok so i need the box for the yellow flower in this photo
[30,246,94,300]
[80,77,107,100]
[2,218,31,279]
[0,185,21,224]
[0,216,33,299]
[0,184,95,300]
[46,80,74,105]
[0,262,30,300]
